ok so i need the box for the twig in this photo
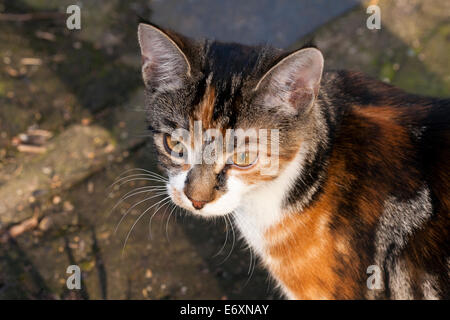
[0,12,65,22]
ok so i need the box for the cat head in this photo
[137,23,324,217]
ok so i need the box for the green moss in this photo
[379,62,396,83]
[0,82,7,97]
[79,260,96,272]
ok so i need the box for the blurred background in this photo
[0,0,448,299]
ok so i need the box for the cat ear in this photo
[138,23,191,91]
[254,48,324,114]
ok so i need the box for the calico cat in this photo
[137,23,449,300]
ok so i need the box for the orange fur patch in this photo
[194,85,216,129]
[263,105,420,299]
[264,158,358,299]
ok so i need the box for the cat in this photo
[136,22,449,300]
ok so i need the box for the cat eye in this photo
[232,151,258,168]
[163,134,184,158]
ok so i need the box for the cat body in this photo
[236,71,450,299]
[137,23,449,299]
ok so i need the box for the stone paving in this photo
[0,0,448,299]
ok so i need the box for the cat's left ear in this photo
[138,23,192,91]
[254,48,324,114]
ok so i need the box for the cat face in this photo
[137,23,323,217]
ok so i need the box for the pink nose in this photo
[187,196,208,210]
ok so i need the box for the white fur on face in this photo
[167,143,306,259]
[167,171,250,218]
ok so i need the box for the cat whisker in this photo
[213,216,229,258]
[248,244,253,275]
[219,214,236,265]
[122,196,172,252]
[148,196,171,240]
[108,186,167,218]
[109,174,168,189]
[106,180,166,205]
[116,167,167,181]
[243,246,257,289]
[148,198,173,240]
[231,211,260,287]
[114,191,167,234]
[118,174,167,183]
[156,199,172,231]
[109,169,168,191]
[164,203,178,242]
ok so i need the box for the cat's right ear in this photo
[138,23,191,91]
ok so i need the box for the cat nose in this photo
[186,195,208,210]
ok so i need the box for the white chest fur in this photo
[232,145,308,257]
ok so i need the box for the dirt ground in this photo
[0,0,448,299]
